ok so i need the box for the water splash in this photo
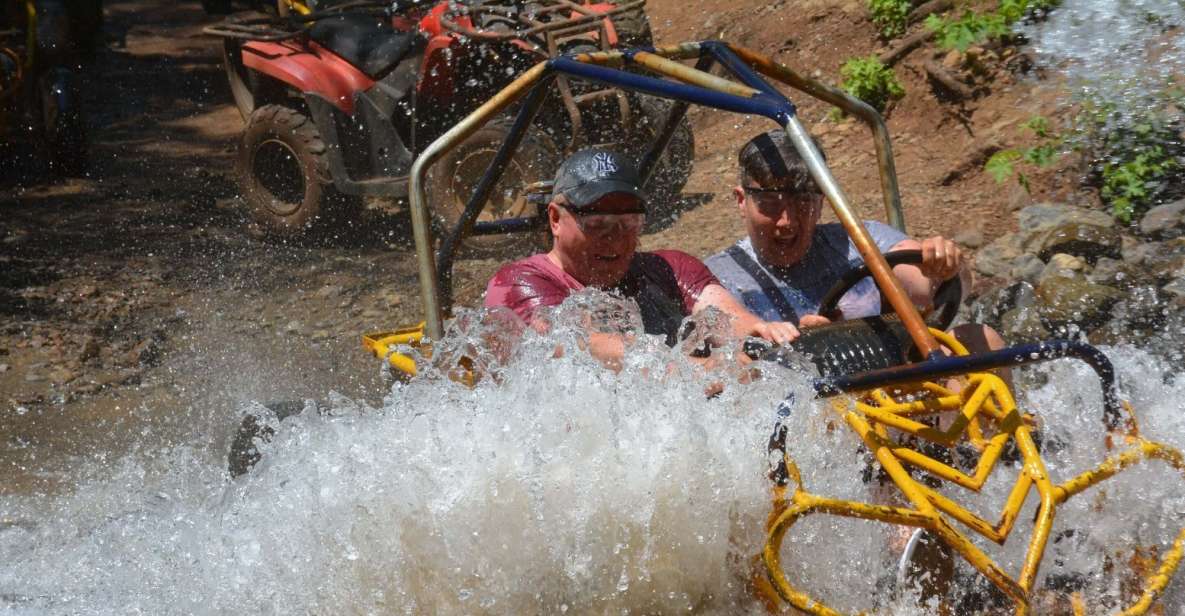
[1020,0,1185,120]
[1,296,1183,614]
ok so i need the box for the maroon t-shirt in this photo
[484,250,719,343]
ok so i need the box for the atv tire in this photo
[611,7,654,47]
[428,120,559,256]
[237,104,358,239]
[625,94,694,222]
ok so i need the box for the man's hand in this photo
[748,314,831,345]
[919,236,962,281]
[750,321,800,345]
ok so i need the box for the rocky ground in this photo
[0,0,1142,492]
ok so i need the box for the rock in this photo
[313,284,343,300]
[1139,198,1185,239]
[24,373,44,383]
[284,320,302,334]
[1164,277,1185,300]
[126,338,161,367]
[79,337,101,363]
[1017,203,1114,251]
[969,281,1035,329]
[999,306,1050,342]
[1031,222,1123,264]
[0,363,7,373]
[954,227,986,249]
[942,49,963,70]
[974,234,1022,279]
[1036,253,1086,285]
[311,329,331,341]
[48,368,76,385]
[1034,275,1124,331]
[1010,254,1045,284]
[381,291,403,308]
[1087,257,1133,287]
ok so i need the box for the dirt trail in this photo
[0,0,1078,491]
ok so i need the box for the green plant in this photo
[1101,147,1179,223]
[839,56,905,113]
[1070,90,1185,223]
[926,0,1062,51]
[868,0,912,39]
[983,115,1062,191]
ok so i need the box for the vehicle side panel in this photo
[240,41,375,114]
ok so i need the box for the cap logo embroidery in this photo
[593,152,618,175]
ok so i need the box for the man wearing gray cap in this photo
[485,148,803,366]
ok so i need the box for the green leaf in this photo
[985,150,1021,183]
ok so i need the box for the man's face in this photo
[548,192,645,287]
[734,180,824,268]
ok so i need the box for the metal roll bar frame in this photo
[409,41,908,342]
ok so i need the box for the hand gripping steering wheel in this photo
[817,249,963,332]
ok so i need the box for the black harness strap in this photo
[726,245,799,323]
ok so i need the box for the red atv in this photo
[206,0,692,248]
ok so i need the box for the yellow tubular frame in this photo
[759,329,1185,615]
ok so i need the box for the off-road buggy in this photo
[205,0,690,248]
[229,39,1185,614]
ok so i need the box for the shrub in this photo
[839,56,905,113]
[984,115,1062,192]
[868,0,913,39]
[926,0,1062,51]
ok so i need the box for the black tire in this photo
[624,94,694,221]
[428,120,559,255]
[201,0,234,15]
[611,7,653,47]
[237,104,359,238]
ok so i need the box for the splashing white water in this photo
[1,297,1184,614]
[1020,0,1185,117]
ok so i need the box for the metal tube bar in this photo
[549,57,791,121]
[408,62,551,340]
[628,51,764,98]
[813,339,1123,429]
[435,76,556,312]
[726,44,905,233]
[781,115,940,357]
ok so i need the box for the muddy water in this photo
[2,295,1184,614]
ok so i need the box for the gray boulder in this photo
[1017,203,1113,245]
[974,233,1022,279]
[1031,222,1123,263]
[1034,275,1123,331]
[1010,254,1045,284]
[1139,198,1185,239]
[999,305,1050,342]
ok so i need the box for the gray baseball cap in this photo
[551,148,646,214]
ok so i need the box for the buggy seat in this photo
[309,14,422,79]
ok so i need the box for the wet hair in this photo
[737,129,826,194]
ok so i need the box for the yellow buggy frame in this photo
[361,41,1185,614]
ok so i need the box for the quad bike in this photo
[228,41,1185,614]
[204,0,689,248]
[0,0,101,175]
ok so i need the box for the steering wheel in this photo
[817,250,963,332]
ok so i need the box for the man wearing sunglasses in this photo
[485,148,802,366]
[706,130,968,327]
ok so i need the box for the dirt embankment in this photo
[0,0,1080,490]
